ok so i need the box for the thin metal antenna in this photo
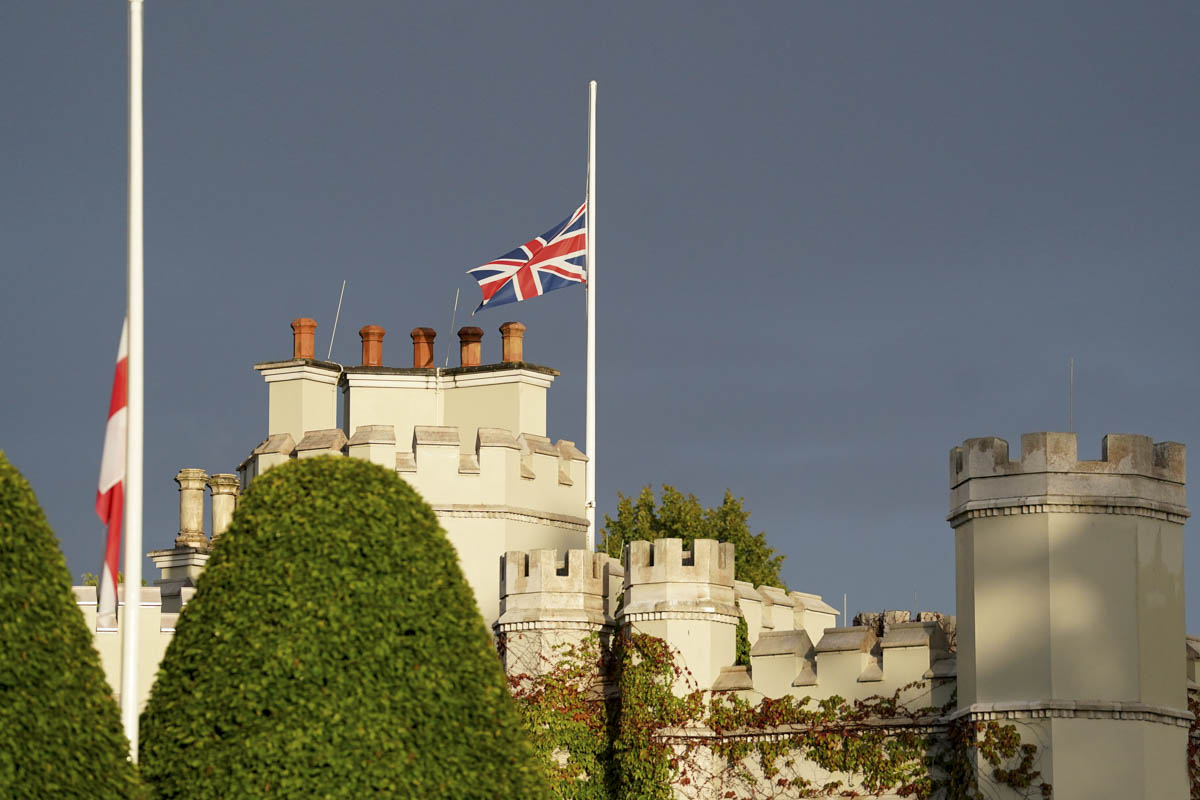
[444,289,460,367]
[327,280,346,360]
[1069,357,1075,433]
[843,592,847,623]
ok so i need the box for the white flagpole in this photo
[122,0,145,761]
[585,81,597,552]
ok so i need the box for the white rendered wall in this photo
[75,586,176,713]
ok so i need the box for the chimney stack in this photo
[359,325,386,367]
[410,327,436,368]
[291,317,317,360]
[458,326,483,367]
[499,321,526,363]
[175,469,209,549]
[208,474,240,542]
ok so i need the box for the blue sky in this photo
[2,1,1199,622]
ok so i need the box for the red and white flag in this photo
[96,319,128,626]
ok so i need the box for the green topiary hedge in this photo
[0,451,143,798]
[140,456,549,798]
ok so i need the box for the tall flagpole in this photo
[585,81,597,552]
[122,0,145,761]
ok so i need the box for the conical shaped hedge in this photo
[140,456,548,798]
[0,451,143,798]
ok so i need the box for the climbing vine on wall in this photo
[505,632,1052,800]
[1188,692,1200,800]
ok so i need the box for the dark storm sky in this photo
[3,2,1199,622]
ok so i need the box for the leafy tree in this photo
[79,572,144,587]
[0,451,143,798]
[600,485,785,589]
[140,456,549,799]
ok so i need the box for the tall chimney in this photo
[207,474,240,542]
[458,326,483,367]
[175,469,209,548]
[359,325,385,367]
[410,327,436,368]
[291,317,317,359]
[499,321,526,363]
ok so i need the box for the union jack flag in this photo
[468,203,586,314]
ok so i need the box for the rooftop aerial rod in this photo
[1069,356,1075,433]
[327,279,346,360]
[445,288,460,367]
[122,0,145,761]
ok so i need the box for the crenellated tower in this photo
[494,548,622,675]
[949,432,1189,799]
[620,538,740,691]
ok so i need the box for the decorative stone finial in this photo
[359,325,385,367]
[410,327,436,368]
[458,326,483,367]
[499,321,525,363]
[290,317,317,359]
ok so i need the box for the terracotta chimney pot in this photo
[359,325,386,367]
[499,321,526,363]
[458,326,484,367]
[291,317,317,360]
[410,327,437,368]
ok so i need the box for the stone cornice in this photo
[948,497,1190,528]
[430,504,588,531]
[946,700,1194,728]
[494,619,610,633]
[254,361,341,385]
[618,609,741,624]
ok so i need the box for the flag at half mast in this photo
[468,202,586,313]
[96,319,128,627]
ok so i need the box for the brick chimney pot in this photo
[410,327,437,368]
[359,325,386,367]
[499,321,526,363]
[458,326,484,367]
[291,318,317,360]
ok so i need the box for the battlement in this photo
[244,423,588,525]
[495,549,618,675]
[494,538,952,701]
[624,538,735,587]
[495,549,618,631]
[948,432,1189,526]
[951,432,1186,486]
[501,548,608,597]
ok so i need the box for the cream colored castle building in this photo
[75,317,1196,798]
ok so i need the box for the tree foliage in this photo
[140,456,548,799]
[600,485,785,589]
[0,451,143,799]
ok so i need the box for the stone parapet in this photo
[621,538,738,620]
[496,548,610,628]
[295,428,347,458]
[347,424,396,467]
[751,628,816,696]
[386,426,587,523]
[949,432,1188,526]
[814,626,882,684]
